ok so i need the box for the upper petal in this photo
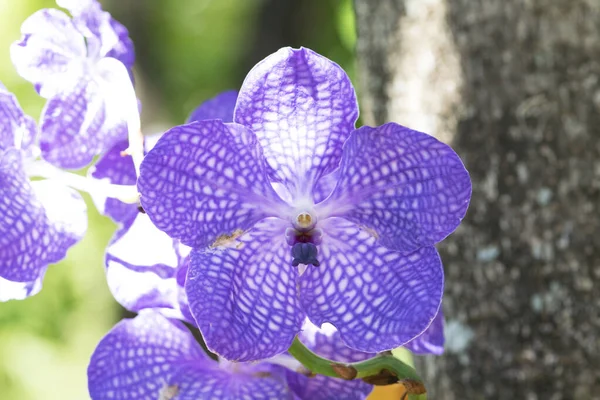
[0,83,37,153]
[186,218,304,362]
[106,213,193,323]
[299,218,444,353]
[404,308,444,355]
[235,47,358,199]
[88,311,293,400]
[10,8,86,98]
[318,123,471,253]
[187,90,238,123]
[138,120,289,249]
[57,0,135,65]
[40,67,128,169]
[0,148,87,282]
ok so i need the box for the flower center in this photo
[286,211,321,267]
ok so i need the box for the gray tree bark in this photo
[354,1,600,399]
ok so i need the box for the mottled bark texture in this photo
[355,1,600,399]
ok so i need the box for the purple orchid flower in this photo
[0,83,87,301]
[138,47,471,361]
[87,91,239,321]
[10,0,136,169]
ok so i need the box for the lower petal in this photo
[186,218,304,361]
[299,218,443,353]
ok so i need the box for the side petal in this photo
[186,218,304,361]
[0,84,37,153]
[138,120,289,249]
[299,218,444,353]
[88,139,137,224]
[318,123,471,253]
[187,90,238,123]
[0,149,87,282]
[88,311,292,400]
[0,275,43,302]
[10,9,86,98]
[404,309,444,355]
[106,213,193,323]
[235,47,358,198]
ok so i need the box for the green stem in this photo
[288,336,423,385]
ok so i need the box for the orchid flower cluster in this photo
[0,1,471,399]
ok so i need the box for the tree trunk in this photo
[354,1,600,399]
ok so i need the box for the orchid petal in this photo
[88,311,292,400]
[88,139,137,224]
[318,123,471,253]
[40,67,128,169]
[138,120,288,249]
[0,84,37,153]
[186,218,304,361]
[0,149,87,282]
[235,47,358,199]
[404,309,444,355]
[187,90,238,123]
[106,214,193,323]
[0,275,43,302]
[299,218,443,353]
[10,9,86,98]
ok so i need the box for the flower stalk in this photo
[288,336,426,395]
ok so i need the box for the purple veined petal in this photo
[10,8,86,98]
[312,169,339,204]
[186,218,304,361]
[187,90,238,124]
[57,0,134,64]
[106,213,193,323]
[0,275,43,302]
[0,148,87,282]
[0,83,37,153]
[287,319,373,400]
[88,311,293,400]
[404,308,444,355]
[88,139,137,224]
[235,47,359,199]
[40,67,128,169]
[317,123,472,253]
[138,119,290,249]
[299,217,444,353]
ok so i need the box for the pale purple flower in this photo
[10,0,136,168]
[87,92,238,321]
[138,47,471,361]
[0,83,87,301]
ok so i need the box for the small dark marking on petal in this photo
[158,384,179,400]
[211,229,245,248]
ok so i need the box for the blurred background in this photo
[0,0,400,399]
